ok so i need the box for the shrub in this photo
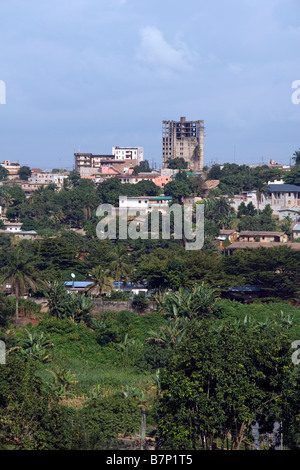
[132,293,149,313]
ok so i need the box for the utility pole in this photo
[140,407,146,450]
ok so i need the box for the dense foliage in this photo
[0,167,300,450]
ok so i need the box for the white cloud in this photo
[136,26,194,74]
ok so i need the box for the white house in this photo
[118,196,172,213]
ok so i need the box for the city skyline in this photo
[0,0,299,171]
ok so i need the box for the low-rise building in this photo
[75,152,139,176]
[216,229,239,249]
[116,172,171,187]
[29,172,69,188]
[292,223,300,239]
[118,195,172,214]
[268,183,300,220]
[226,241,300,254]
[238,231,288,243]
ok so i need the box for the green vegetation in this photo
[166,157,188,170]
[18,165,32,181]
[0,168,300,450]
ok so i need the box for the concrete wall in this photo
[91,299,156,314]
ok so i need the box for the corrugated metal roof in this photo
[268,184,300,192]
[64,281,93,288]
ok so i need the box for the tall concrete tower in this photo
[162,116,204,171]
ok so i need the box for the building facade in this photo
[74,152,139,176]
[112,147,143,165]
[268,184,300,221]
[162,116,204,172]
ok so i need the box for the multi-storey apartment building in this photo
[74,152,139,176]
[112,147,143,165]
[162,116,204,172]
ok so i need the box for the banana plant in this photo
[17,329,54,363]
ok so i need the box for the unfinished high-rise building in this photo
[162,116,204,171]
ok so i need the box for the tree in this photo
[135,180,160,196]
[164,180,191,204]
[0,166,9,181]
[237,204,277,232]
[132,160,151,175]
[44,281,92,323]
[204,196,234,229]
[292,148,300,165]
[0,248,40,328]
[77,395,140,449]
[132,292,149,313]
[21,217,37,231]
[0,355,75,449]
[237,201,256,218]
[18,166,32,181]
[111,245,132,291]
[283,166,300,186]
[164,259,188,290]
[207,164,222,180]
[254,179,269,213]
[155,319,298,450]
[0,292,14,328]
[281,216,293,240]
[223,245,300,299]
[166,158,188,170]
[43,281,69,318]
[64,170,81,188]
[189,174,205,196]
[87,265,115,297]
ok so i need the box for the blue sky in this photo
[0,0,299,170]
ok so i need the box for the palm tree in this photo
[293,149,300,165]
[255,180,269,213]
[0,188,14,214]
[111,245,132,291]
[87,265,115,297]
[44,280,68,318]
[0,248,40,328]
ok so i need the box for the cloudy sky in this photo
[0,0,299,170]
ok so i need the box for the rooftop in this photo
[219,229,238,235]
[268,184,300,192]
[239,231,285,237]
[229,242,300,250]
